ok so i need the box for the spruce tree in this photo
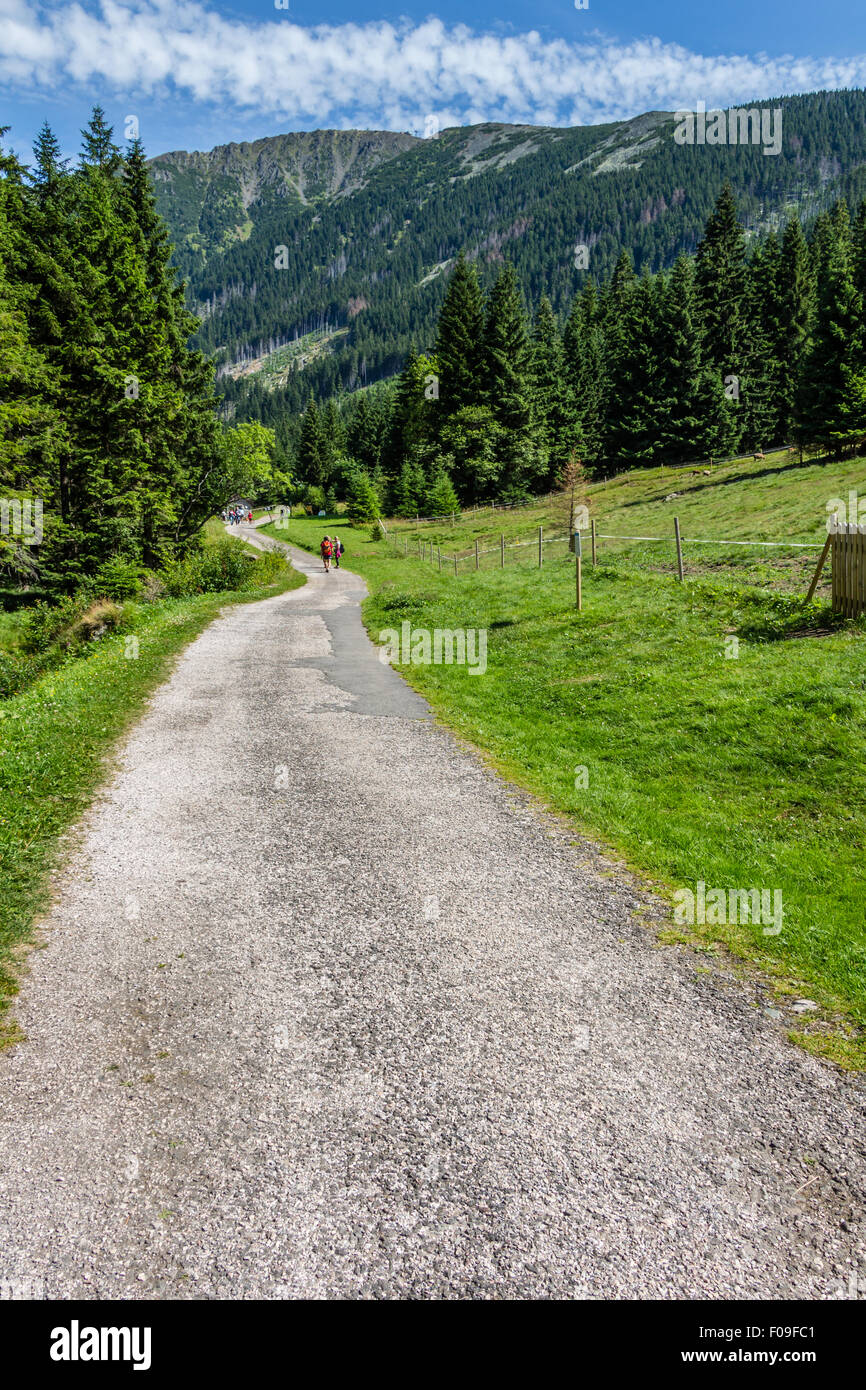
[530,294,574,485]
[778,217,812,439]
[347,392,380,474]
[797,201,866,453]
[602,275,661,467]
[695,183,747,379]
[297,398,324,485]
[739,235,784,451]
[79,106,122,176]
[483,262,536,494]
[425,465,460,518]
[434,251,484,419]
[562,282,603,469]
[654,256,734,463]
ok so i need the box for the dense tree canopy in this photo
[0,111,286,594]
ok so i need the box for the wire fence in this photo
[386,516,829,594]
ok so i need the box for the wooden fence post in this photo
[454,554,458,577]
[538,525,543,567]
[438,546,442,572]
[674,516,684,581]
[806,532,832,602]
[591,518,597,566]
[574,530,582,611]
[500,533,505,568]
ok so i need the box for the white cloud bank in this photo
[1,0,865,131]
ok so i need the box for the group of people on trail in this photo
[320,534,343,572]
[224,507,253,526]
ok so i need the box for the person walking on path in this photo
[320,535,333,572]
[332,534,343,569]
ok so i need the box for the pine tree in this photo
[320,398,346,483]
[654,256,735,463]
[562,282,603,468]
[31,123,68,193]
[347,470,380,524]
[425,465,460,518]
[297,398,324,485]
[778,217,812,440]
[379,349,436,484]
[79,106,122,175]
[347,392,380,474]
[530,294,575,485]
[0,194,57,579]
[434,251,485,420]
[739,235,784,451]
[393,458,427,516]
[483,262,537,494]
[602,275,661,467]
[695,183,747,379]
[797,201,866,453]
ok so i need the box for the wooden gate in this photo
[832,524,866,617]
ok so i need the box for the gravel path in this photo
[0,528,863,1300]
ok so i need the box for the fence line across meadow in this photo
[385,515,840,612]
[390,520,826,572]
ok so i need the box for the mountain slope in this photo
[150,128,421,267]
[149,89,866,421]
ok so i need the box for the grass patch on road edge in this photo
[263,515,866,1070]
[0,564,305,1047]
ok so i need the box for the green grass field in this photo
[0,542,305,1047]
[262,452,866,1066]
[378,446,862,593]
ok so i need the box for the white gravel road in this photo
[0,527,863,1300]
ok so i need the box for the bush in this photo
[161,539,254,596]
[138,571,165,603]
[19,595,124,655]
[90,556,144,600]
[161,538,287,597]
[20,595,85,654]
[247,550,289,586]
[302,485,325,515]
[0,650,58,700]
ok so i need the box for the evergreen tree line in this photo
[292,183,866,516]
[0,109,283,595]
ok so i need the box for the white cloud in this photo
[2,0,865,132]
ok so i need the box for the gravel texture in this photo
[0,527,864,1300]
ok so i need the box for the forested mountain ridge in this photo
[150,128,421,271]
[148,89,866,427]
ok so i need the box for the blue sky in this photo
[1,0,865,162]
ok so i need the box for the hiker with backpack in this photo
[332,534,343,569]
[320,535,333,572]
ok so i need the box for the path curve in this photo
[0,526,863,1299]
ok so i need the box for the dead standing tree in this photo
[554,450,589,551]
